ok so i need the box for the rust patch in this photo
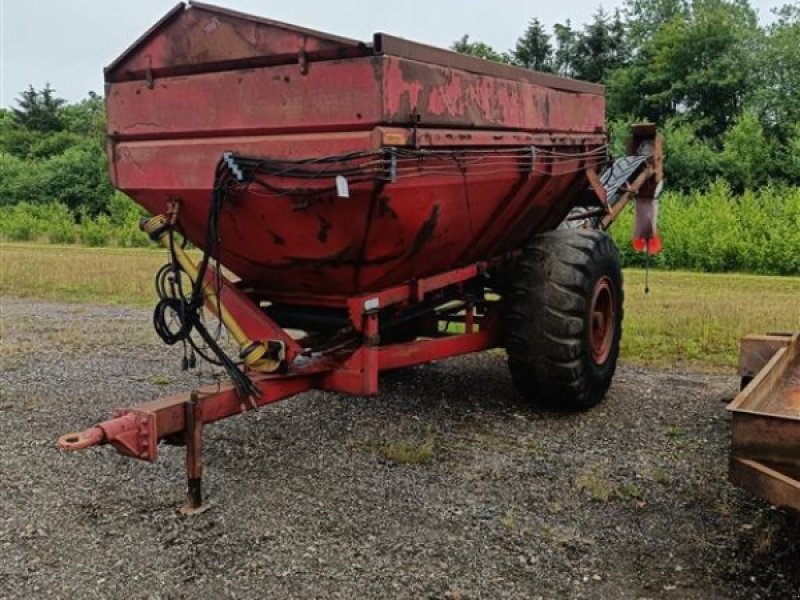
[791,390,800,410]
[395,92,415,123]
[378,196,398,220]
[543,96,551,126]
[267,230,286,246]
[317,216,332,243]
[409,204,440,257]
[202,16,221,35]
[398,59,448,87]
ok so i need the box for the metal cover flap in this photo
[105,2,369,82]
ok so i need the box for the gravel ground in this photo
[1,297,798,600]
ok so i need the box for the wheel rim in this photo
[590,277,615,365]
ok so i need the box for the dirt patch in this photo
[1,298,798,599]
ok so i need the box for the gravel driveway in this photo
[1,298,798,600]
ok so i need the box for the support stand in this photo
[180,393,210,515]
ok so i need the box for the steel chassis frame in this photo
[59,258,503,513]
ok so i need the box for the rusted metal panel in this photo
[107,3,604,101]
[105,4,606,139]
[107,56,605,141]
[106,60,385,140]
[374,33,604,96]
[729,334,799,417]
[105,2,367,82]
[381,56,605,133]
[731,413,800,467]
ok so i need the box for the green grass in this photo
[378,440,436,465]
[1,243,798,371]
[622,269,800,371]
[0,242,167,307]
[575,467,617,502]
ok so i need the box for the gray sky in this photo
[0,0,782,107]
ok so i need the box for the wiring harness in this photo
[146,144,609,399]
[221,145,609,198]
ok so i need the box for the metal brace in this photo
[528,146,537,175]
[385,148,398,183]
[298,49,309,75]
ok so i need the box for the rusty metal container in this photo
[729,333,800,511]
[105,2,608,297]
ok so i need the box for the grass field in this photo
[1,242,798,371]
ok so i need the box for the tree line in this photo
[0,87,114,216]
[453,0,800,192]
[0,87,145,246]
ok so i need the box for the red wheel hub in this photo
[590,277,615,364]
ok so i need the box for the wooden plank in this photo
[728,333,799,414]
[738,334,794,379]
[731,413,800,467]
[730,458,800,512]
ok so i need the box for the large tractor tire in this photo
[505,229,624,411]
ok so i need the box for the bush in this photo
[116,220,152,248]
[81,214,114,247]
[1,203,39,241]
[45,202,79,244]
[28,131,85,159]
[107,192,145,226]
[0,197,152,248]
[48,220,78,244]
[720,111,775,192]
[0,201,80,243]
[38,142,114,215]
[0,151,43,207]
[662,120,721,192]
[780,123,800,185]
[612,182,800,276]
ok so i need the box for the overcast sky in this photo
[0,0,782,107]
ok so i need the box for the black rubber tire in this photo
[505,229,624,411]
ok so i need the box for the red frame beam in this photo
[59,263,503,460]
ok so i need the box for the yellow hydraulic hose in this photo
[142,215,282,372]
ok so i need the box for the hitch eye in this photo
[58,428,105,451]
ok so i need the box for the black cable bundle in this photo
[232,150,385,198]
[153,156,260,401]
[223,145,611,198]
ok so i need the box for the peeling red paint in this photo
[106,3,607,296]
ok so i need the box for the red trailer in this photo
[59,2,663,512]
